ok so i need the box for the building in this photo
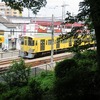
[0,16,21,50]
[7,16,84,34]
[0,2,22,17]
[0,16,84,51]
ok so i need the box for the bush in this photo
[54,50,100,100]
[35,72,55,91]
[1,88,19,100]
[28,78,43,100]
[1,59,31,88]
[0,79,43,100]
[34,72,55,100]
[55,59,78,78]
[54,64,97,100]
[0,83,9,94]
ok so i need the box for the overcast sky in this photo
[23,0,83,17]
[0,0,83,17]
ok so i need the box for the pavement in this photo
[0,50,19,59]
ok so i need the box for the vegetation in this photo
[1,59,30,88]
[0,50,99,100]
[54,50,100,100]
[0,59,55,100]
[2,0,47,14]
[60,0,100,68]
[1,0,100,100]
[0,59,43,100]
[77,0,100,67]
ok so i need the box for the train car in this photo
[0,35,4,49]
[19,33,94,58]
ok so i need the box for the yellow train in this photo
[19,33,94,58]
[0,35,4,49]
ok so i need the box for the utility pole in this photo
[28,0,30,17]
[61,4,68,22]
[51,14,54,67]
[61,1,69,33]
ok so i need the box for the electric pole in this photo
[51,14,54,67]
[61,1,69,33]
[61,1,69,22]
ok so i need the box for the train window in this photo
[62,39,67,43]
[48,40,52,45]
[28,37,34,46]
[21,37,24,45]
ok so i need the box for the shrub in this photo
[28,78,43,100]
[0,82,9,94]
[1,88,19,100]
[54,50,99,100]
[1,59,31,88]
[55,59,78,78]
[34,72,54,92]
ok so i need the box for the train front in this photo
[19,36,35,58]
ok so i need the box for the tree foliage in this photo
[78,0,100,23]
[77,0,100,67]
[2,0,47,14]
[54,50,100,100]
[1,59,31,88]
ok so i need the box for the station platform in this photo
[0,50,19,59]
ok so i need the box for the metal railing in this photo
[31,62,56,76]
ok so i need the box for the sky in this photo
[0,0,83,17]
[23,0,83,17]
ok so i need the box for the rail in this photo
[0,52,74,75]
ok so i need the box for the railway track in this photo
[27,54,74,67]
[0,58,20,66]
[0,52,74,74]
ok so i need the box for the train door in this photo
[35,40,38,52]
[40,39,45,51]
[56,38,60,48]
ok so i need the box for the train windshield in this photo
[28,37,34,46]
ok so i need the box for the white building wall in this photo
[8,17,30,24]
[0,23,21,50]
[16,26,21,50]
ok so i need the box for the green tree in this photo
[77,0,100,67]
[1,59,31,88]
[2,0,47,14]
[54,50,100,100]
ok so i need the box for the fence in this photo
[31,62,56,76]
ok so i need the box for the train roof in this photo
[21,33,61,38]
